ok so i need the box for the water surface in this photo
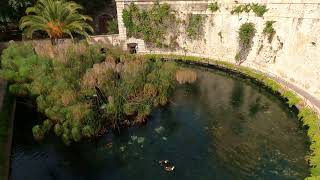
[11,65,309,180]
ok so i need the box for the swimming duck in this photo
[158,160,175,172]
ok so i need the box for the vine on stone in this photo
[186,14,205,40]
[235,22,256,64]
[122,2,179,48]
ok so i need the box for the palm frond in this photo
[19,0,94,40]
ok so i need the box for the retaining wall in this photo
[115,0,320,103]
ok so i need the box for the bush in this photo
[208,2,219,12]
[186,14,204,40]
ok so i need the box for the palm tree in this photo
[19,0,93,43]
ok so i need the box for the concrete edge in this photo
[0,82,16,180]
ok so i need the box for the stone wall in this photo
[115,0,320,101]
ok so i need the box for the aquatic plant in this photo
[0,42,181,145]
[122,2,178,47]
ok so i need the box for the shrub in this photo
[239,22,255,47]
[235,23,256,64]
[263,21,276,42]
[235,52,241,63]
[186,14,204,40]
[208,2,219,12]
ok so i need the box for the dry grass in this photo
[176,69,197,84]
[33,40,88,63]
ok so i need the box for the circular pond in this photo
[11,65,309,179]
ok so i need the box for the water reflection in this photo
[11,65,309,180]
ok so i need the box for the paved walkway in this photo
[272,75,320,111]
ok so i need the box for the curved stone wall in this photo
[115,0,320,103]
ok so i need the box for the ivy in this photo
[239,23,255,48]
[263,21,276,43]
[208,2,219,12]
[235,22,256,64]
[122,2,178,47]
[251,3,268,17]
[231,3,268,17]
[186,14,204,40]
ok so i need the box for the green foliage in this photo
[235,22,255,64]
[235,52,240,62]
[32,125,44,141]
[54,124,62,136]
[186,14,204,40]
[0,42,104,144]
[19,0,93,40]
[0,42,179,145]
[262,78,281,92]
[208,2,219,12]
[9,0,33,11]
[239,22,255,48]
[122,2,178,47]
[298,107,320,178]
[282,90,300,107]
[71,127,81,142]
[231,4,250,15]
[231,3,268,17]
[106,18,118,34]
[0,0,33,31]
[251,3,268,17]
[263,21,276,42]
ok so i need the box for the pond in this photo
[11,65,309,180]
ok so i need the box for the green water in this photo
[11,65,309,180]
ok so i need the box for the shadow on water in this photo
[11,64,310,180]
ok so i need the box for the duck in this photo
[158,160,175,172]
